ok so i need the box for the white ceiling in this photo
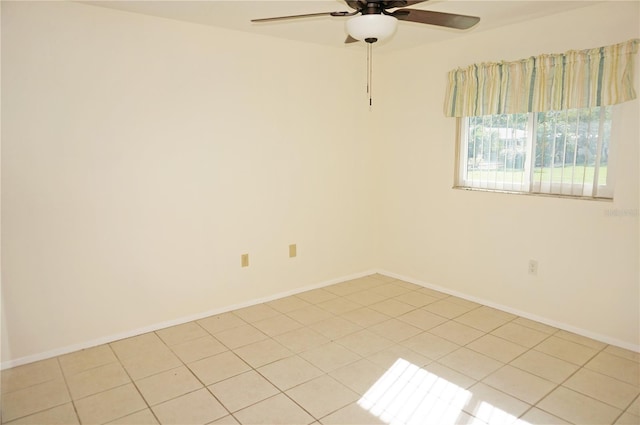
[85,0,602,52]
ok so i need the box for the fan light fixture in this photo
[346,14,398,43]
[252,1,481,107]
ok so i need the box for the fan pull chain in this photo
[367,42,373,109]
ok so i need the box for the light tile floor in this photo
[1,274,639,425]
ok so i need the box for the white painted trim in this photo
[1,269,377,370]
[377,269,640,353]
[4,267,637,369]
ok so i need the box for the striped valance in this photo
[444,39,639,117]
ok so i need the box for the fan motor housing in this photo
[362,3,383,15]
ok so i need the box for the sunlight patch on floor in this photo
[358,358,528,425]
[474,401,520,425]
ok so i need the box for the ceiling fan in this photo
[251,0,480,44]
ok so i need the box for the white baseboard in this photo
[4,267,637,369]
[1,269,377,370]
[377,269,640,353]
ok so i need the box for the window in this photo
[446,40,637,200]
[456,106,614,199]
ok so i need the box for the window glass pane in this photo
[598,107,612,188]
[465,113,528,191]
[533,107,610,196]
[459,106,612,199]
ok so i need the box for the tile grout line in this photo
[489,332,632,424]
[182,309,327,423]
[55,356,82,425]
[388,293,634,424]
[109,336,167,425]
[155,327,238,423]
[0,360,62,397]
[482,322,560,422]
[499,315,628,422]
[458,313,545,421]
[204,282,396,423]
[553,342,633,424]
[3,274,639,425]
[172,314,315,423]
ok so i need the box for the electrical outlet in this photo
[528,259,538,276]
[241,254,249,268]
[289,244,297,258]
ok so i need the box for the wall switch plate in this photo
[289,244,297,258]
[241,254,249,267]
[528,259,538,276]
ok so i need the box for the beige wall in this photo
[1,1,377,364]
[374,1,639,350]
[2,1,639,366]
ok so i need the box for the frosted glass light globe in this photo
[346,14,398,42]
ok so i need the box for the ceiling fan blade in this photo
[344,35,359,43]
[393,9,480,29]
[251,11,349,23]
[385,1,429,8]
[345,0,362,10]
